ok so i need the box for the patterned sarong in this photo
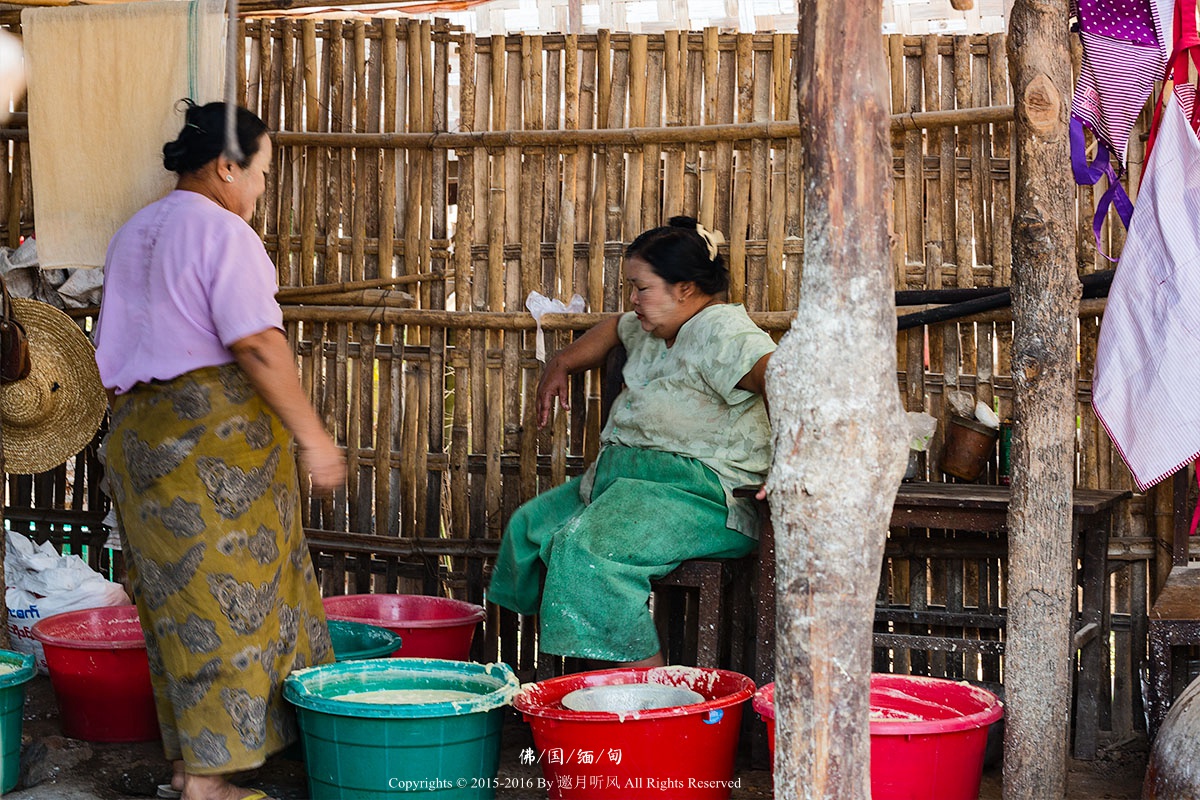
[104,363,332,774]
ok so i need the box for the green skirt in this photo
[105,363,333,774]
[487,445,755,662]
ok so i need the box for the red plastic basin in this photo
[754,674,1004,800]
[514,666,755,799]
[322,594,484,660]
[31,605,159,742]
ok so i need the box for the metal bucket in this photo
[940,415,998,481]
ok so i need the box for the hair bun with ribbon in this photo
[693,222,725,262]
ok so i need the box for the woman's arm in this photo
[537,314,622,428]
[231,328,346,490]
[736,352,772,397]
[737,351,773,501]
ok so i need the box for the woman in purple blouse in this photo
[95,101,343,800]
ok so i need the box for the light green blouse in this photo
[580,303,776,538]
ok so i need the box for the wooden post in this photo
[1005,1,1080,797]
[766,0,908,796]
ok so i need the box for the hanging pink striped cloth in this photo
[1071,0,1167,250]
[1073,0,1166,165]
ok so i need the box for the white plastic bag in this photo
[5,531,130,673]
[525,291,586,362]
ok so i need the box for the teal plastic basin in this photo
[284,658,519,798]
[0,650,36,793]
[328,619,403,661]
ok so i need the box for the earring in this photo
[224,174,234,183]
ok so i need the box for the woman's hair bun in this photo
[624,216,729,296]
[161,98,268,176]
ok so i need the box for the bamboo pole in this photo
[623,35,647,241]
[641,43,663,232]
[575,42,596,305]
[299,20,319,286]
[280,299,1108,331]
[557,34,579,299]
[728,33,753,305]
[451,32,477,547]
[277,20,298,282]
[379,19,399,284]
[588,29,611,311]
[663,30,685,219]
[603,36,628,311]
[425,19,449,547]
[349,21,368,283]
[502,43,522,458]
[971,36,991,274]
[485,34,506,540]
[279,289,416,306]
[543,40,562,294]
[0,102,1016,150]
[699,27,718,229]
[278,273,439,302]
[327,20,347,283]
[469,37,489,538]
[765,34,788,312]
[551,38,577,487]
[747,44,770,312]
[519,34,544,506]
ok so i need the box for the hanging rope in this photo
[186,0,199,100]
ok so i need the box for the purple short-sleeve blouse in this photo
[95,190,283,394]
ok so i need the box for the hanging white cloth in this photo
[21,0,225,270]
[1093,89,1200,490]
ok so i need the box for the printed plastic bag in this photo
[5,530,130,672]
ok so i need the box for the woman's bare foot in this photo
[621,651,666,668]
[180,773,267,800]
[171,760,185,793]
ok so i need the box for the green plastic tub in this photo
[328,619,403,661]
[284,658,519,799]
[0,649,36,793]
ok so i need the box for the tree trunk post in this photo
[1004,2,1080,797]
[765,1,908,796]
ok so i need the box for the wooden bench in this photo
[750,481,1130,760]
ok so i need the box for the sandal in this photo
[156,785,182,800]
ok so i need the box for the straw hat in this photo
[0,298,106,474]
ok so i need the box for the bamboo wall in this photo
[0,21,1158,741]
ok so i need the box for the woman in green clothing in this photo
[488,216,775,667]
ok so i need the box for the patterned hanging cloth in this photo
[1070,0,1169,252]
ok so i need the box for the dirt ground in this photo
[2,674,1148,799]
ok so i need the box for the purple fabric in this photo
[1078,0,1160,45]
[96,190,284,394]
[1070,116,1135,260]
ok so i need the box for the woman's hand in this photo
[299,435,346,492]
[534,315,623,429]
[537,356,571,429]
